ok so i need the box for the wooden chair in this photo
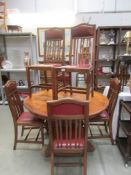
[0,2,7,32]
[5,80,45,150]
[47,98,89,175]
[41,28,66,85]
[89,78,121,144]
[44,28,65,64]
[26,64,58,98]
[69,23,96,87]
[53,65,93,100]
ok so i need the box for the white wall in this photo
[76,12,131,27]
[77,0,131,13]
[5,0,77,33]
[76,0,131,26]
[3,0,131,33]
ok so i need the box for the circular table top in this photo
[24,90,109,119]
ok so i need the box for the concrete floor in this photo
[0,105,131,175]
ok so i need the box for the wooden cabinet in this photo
[95,26,131,91]
[95,26,119,91]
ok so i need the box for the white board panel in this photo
[36,0,74,12]
[77,0,115,12]
[77,0,104,12]
[116,0,131,11]
[6,0,35,13]
[104,0,115,11]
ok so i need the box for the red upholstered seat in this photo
[99,110,109,119]
[91,110,109,122]
[17,112,43,124]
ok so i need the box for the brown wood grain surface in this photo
[24,90,109,119]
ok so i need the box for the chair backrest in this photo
[5,80,24,123]
[69,23,96,66]
[107,78,121,116]
[47,98,89,151]
[44,28,65,64]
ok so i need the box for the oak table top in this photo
[24,90,109,119]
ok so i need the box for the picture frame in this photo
[37,28,46,57]
[37,27,71,57]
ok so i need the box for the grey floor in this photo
[0,105,131,175]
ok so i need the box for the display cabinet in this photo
[95,26,120,91]
[119,27,131,56]
[95,26,131,91]
[0,32,37,104]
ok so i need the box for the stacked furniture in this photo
[26,64,60,99]
[40,28,70,88]
[53,64,93,100]
[69,23,96,87]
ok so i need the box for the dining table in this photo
[24,89,109,153]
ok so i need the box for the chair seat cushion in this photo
[90,110,109,122]
[17,112,44,125]
[99,110,109,119]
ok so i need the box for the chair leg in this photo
[21,126,24,136]
[51,152,54,175]
[76,73,78,87]
[13,125,18,150]
[108,121,114,145]
[44,120,48,134]
[41,126,44,146]
[104,121,108,133]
